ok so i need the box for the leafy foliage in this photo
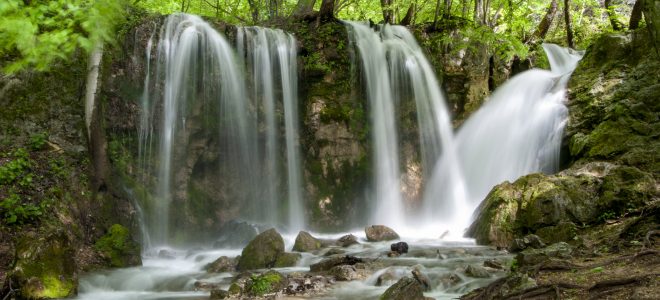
[0,0,126,73]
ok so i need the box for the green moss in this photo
[94,224,140,267]
[274,252,301,268]
[246,271,287,296]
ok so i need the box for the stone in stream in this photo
[465,264,491,278]
[310,255,363,272]
[244,270,288,297]
[205,256,236,273]
[323,248,346,256]
[209,289,229,299]
[365,225,400,241]
[329,265,358,281]
[293,231,322,252]
[236,228,300,270]
[194,281,221,291]
[412,268,432,291]
[380,276,427,300]
[484,259,504,269]
[336,234,359,247]
[390,241,409,254]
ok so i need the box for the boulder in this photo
[310,255,363,272]
[412,268,431,291]
[205,256,236,273]
[94,224,141,268]
[336,234,359,247]
[509,234,546,252]
[236,228,284,271]
[329,265,358,281]
[323,248,346,256]
[380,276,426,300]
[465,265,490,278]
[365,225,399,242]
[244,270,288,297]
[10,231,77,299]
[484,259,504,270]
[516,242,573,267]
[293,231,322,252]
[274,252,301,268]
[390,241,409,254]
[535,221,578,244]
[209,289,229,299]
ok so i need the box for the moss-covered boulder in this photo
[274,252,301,268]
[467,162,655,247]
[94,224,141,268]
[244,270,288,297]
[205,256,236,273]
[10,231,77,299]
[292,231,322,252]
[365,225,400,242]
[236,228,300,270]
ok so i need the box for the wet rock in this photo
[387,251,401,257]
[437,272,462,288]
[516,242,573,267]
[365,225,400,242]
[236,228,284,271]
[310,255,363,272]
[209,289,229,299]
[329,265,358,281]
[509,234,546,252]
[412,268,431,291]
[205,256,235,273]
[336,234,359,247]
[390,241,409,254]
[274,252,301,267]
[380,276,426,300]
[285,274,331,296]
[484,259,503,269]
[213,220,261,249]
[323,248,346,256]
[376,268,401,286]
[244,270,288,297]
[293,231,322,252]
[465,265,490,278]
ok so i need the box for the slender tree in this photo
[400,2,416,25]
[381,0,394,24]
[433,0,442,28]
[529,0,558,42]
[629,0,644,30]
[474,0,484,24]
[564,0,575,48]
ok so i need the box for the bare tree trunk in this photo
[531,0,558,42]
[604,0,623,30]
[444,0,452,18]
[292,0,316,16]
[401,2,416,25]
[85,42,110,192]
[319,0,334,20]
[629,0,643,29]
[564,0,575,48]
[382,0,394,24]
[433,0,442,28]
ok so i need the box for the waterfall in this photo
[138,14,253,247]
[136,15,305,248]
[237,26,305,231]
[345,22,457,228]
[423,44,584,232]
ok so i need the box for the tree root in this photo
[587,273,660,299]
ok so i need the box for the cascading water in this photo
[236,26,305,231]
[423,44,584,232]
[138,14,254,247]
[345,22,459,229]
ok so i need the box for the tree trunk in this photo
[292,0,316,16]
[319,0,334,20]
[564,0,575,48]
[629,0,643,29]
[604,0,623,30]
[474,0,484,24]
[642,0,659,55]
[84,42,110,192]
[381,0,394,24]
[247,0,260,23]
[400,2,416,25]
[433,0,442,28]
[444,0,452,18]
[462,0,469,19]
[531,0,558,42]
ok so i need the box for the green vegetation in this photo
[94,224,140,267]
[246,271,287,296]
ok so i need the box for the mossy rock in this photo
[245,270,288,297]
[467,163,656,247]
[11,230,77,299]
[292,231,322,252]
[380,276,426,300]
[94,224,141,268]
[274,252,301,268]
[236,228,284,271]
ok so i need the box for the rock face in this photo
[94,224,141,268]
[380,276,427,300]
[365,225,400,242]
[237,229,299,270]
[466,162,655,248]
[293,231,322,252]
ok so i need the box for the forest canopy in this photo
[0,0,644,74]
